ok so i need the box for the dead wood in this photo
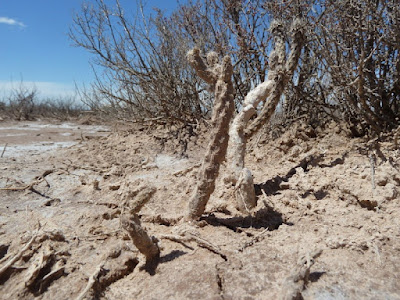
[24,244,56,294]
[121,214,160,263]
[75,247,138,300]
[235,168,257,212]
[0,169,54,192]
[119,183,156,214]
[160,231,227,261]
[0,233,38,280]
[281,249,323,300]
[125,186,156,214]
[141,214,183,226]
[75,263,106,300]
[369,153,376,191]
[394,127,400,149]
[1,143,7,158]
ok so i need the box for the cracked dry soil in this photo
[0,120,400,300]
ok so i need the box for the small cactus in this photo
[120,184,159,268]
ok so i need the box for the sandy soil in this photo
[0,120,399,300]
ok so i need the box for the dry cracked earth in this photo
[0,119,400,299]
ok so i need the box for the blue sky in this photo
[0,0,181,100]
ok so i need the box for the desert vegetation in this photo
[1,0,400,299]
[0,81,84,121]
[69,0,399,133]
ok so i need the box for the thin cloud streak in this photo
[0,17,26,27]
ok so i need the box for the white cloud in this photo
[0,81,76,100]
[0,17,26,28]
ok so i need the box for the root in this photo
[0,181,43,192]
[281,249,323,300]
[75,263,106,300]
[75,247,138,300]
[24,244,62,295]
[0,170,58,202]
[0,233,38,280]
[0,169,55,192]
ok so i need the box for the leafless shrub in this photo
[35,97,85,120]
[324,1,399,134]
[281,0,400,135]
[70,0,399,135]
[6,82,37,121]
[70,0,209,125]
[176,0,273,108]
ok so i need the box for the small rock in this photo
[43,198,61,207]
[376,175,388,186]
[289,145,302,158]
[358,199,378,210]
[109,184,121,191]
[382,183,398,200]
[280,182,290,190]
[295,167,305,176]
[93,180,100,190]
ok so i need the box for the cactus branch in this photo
[186,49,235,221]
[226,18,305,211]
[120,184,159,269]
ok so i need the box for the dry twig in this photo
[281,249,323,300]
[172,163,201,177]
[0,170,54,192]
[238,228,269,252]
[160,232,227,261]
[1,143,7,158]
[75,263,106,300]
[369,153,376,191]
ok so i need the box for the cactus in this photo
[186,48,235,221]
[226,19,305,211]
[120,185,160,268]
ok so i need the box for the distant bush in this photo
[1,82,86,121]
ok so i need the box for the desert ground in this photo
[0,119,399,299]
